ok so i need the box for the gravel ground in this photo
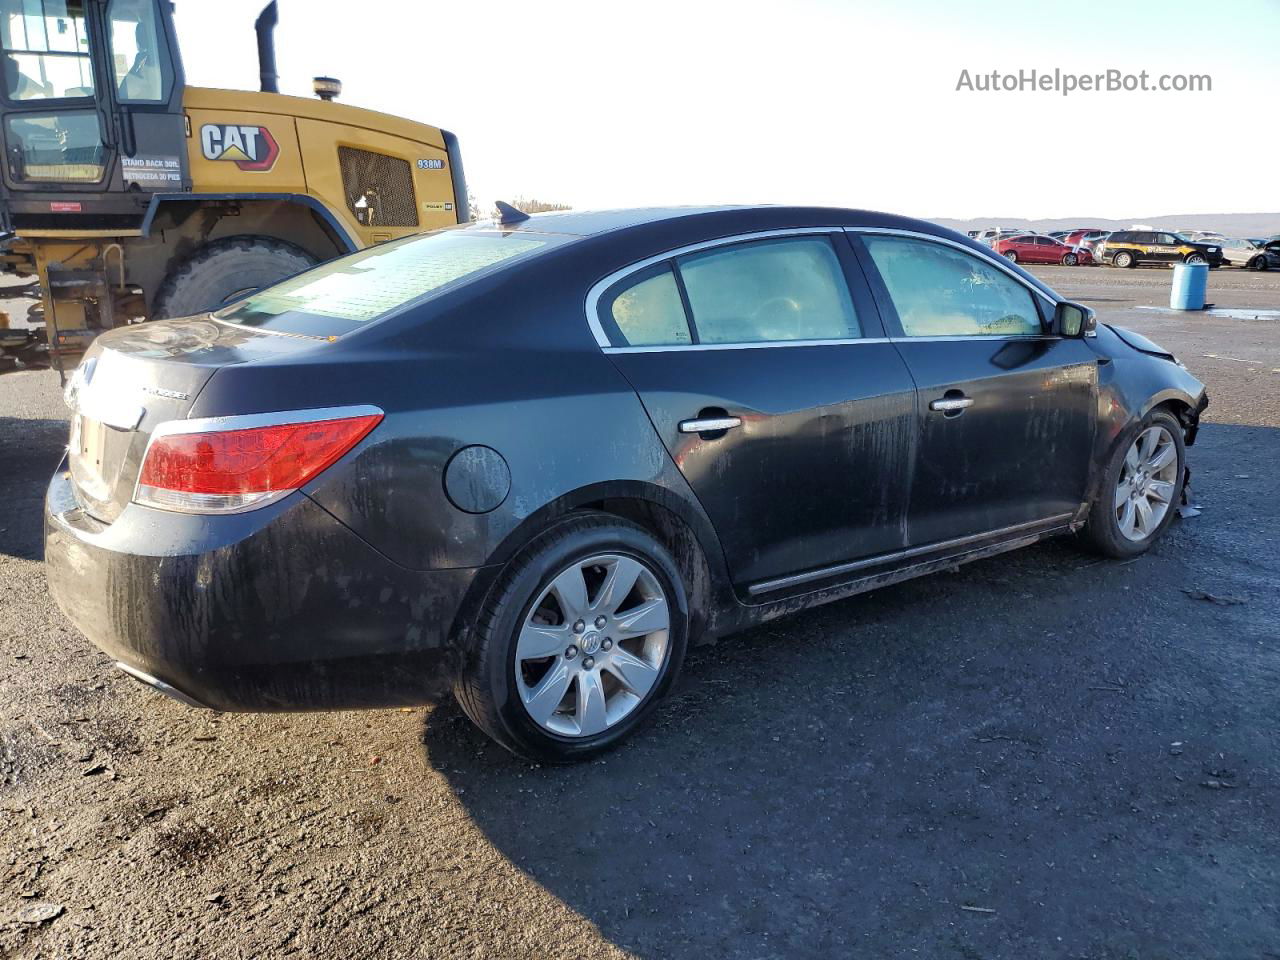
[1,265,1278,959]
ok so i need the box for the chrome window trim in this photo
[584,226,850,350]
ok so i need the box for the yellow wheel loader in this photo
[0,0,466,374]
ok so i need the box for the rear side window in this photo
[677,236,860,344]
[863,235,1043,338]
[217,229,570,337]
[602,264,692,347]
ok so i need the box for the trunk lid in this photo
[65,316,319,523]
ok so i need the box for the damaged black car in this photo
[45,205,1208,761]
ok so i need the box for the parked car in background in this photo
[1224,238,1280,270]
[1098,231,1225,268]
[994,234,1094,265]
[1065,229,1111,253]
[975,228,1021,247]
[44,205,1207,761]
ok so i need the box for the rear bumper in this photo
[44,462,490,712]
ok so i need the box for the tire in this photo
[1003,250,1018,262]
[454,511,690,762]
[151,236,316,319]
[1184,253,1208,265]
[1249,256,1268,272]
[1082,409,1185,559]
[1112,250,1135,268]
[1062,252,1078,266]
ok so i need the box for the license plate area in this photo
[69,415,122,509]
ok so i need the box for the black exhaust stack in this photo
[255,1,279,94]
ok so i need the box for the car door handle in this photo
[679,416,742,433]
[929,396,974,413]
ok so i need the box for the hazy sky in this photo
[174,0,1280,220]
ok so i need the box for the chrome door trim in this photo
[678,416,742,433]
[585,226,847,350]
[844,226,1063,309]
[746,512,1076,596]
[603,337,893,355]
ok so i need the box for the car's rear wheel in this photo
[1003,250,1018,262]
[454,512,689,762]
[1062,252,1079,265]
[1083,409,1185,559]
[1113,250,1135,268]
[1249,255,1268,272]
[1185,253,1208,265]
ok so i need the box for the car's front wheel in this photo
[1249,255,1268,272]
[1083,409,1185,559]
[1003,250,1018,262]
[1062,252,1079,266]
[454,513,689,762]
[1185,253,1208,265]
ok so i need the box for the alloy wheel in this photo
[1114,425,1178,541]
[1186,254,1207,265]
[515,553,671,737]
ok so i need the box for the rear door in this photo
[1153,233,1181,263]
[852,231,1097,547]
[595,230,918,590]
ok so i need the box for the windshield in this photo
[216,229,573,337]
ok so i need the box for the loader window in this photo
[0,0,95,102]
[5,108,104,180]
[107,0,169,102]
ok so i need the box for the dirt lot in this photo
[2,264,1278,959]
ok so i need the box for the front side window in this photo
[0,0,93,101]
[677,236,860,344]
[4,108,103,180]
[603,264,692,347]
[863,235,1043,338]
[107,0,168,102]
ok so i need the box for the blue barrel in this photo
[1170,262,1208,310]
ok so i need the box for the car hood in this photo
[1105,324,1176,361]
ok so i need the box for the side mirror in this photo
[1055,300,1096,338]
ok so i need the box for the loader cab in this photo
[0,0,188,228]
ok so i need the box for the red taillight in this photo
[135,412,382,514]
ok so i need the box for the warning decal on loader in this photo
[199,124,280,171]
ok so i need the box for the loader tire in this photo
[152,237,316,319]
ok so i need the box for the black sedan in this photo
[45,206,1208,762]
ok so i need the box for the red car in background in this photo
[993,234,1094,265]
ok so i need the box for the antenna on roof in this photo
[494,201,530,225]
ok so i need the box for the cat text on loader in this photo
[0,0,466,374]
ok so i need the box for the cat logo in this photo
[199,123,279,172]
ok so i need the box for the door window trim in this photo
[586,225,1067,352]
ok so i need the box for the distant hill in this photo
[930,212,1280,238]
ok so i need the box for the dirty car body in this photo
[44,206,1208,758]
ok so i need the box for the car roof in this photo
[462,205,973,243]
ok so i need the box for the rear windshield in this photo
[215,228,571,337]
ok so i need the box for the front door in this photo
[595,231,918,589]
[854,231,1097,547]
